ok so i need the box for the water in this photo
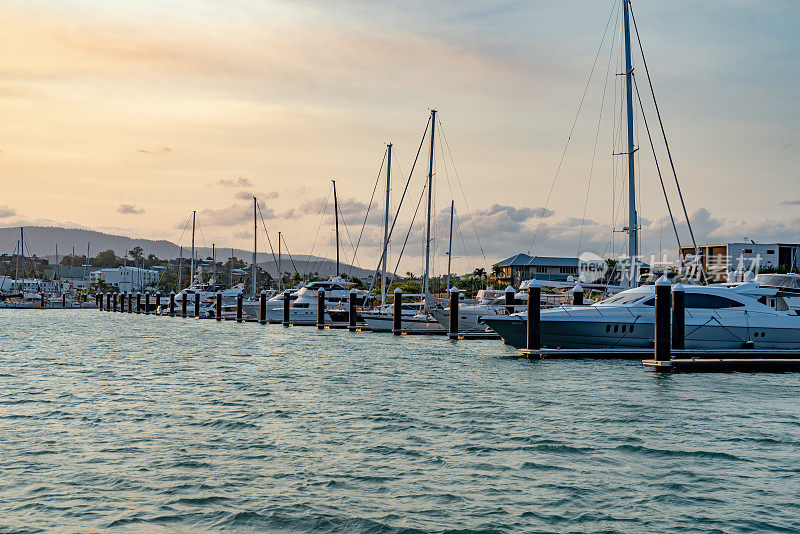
[1,310,799,533]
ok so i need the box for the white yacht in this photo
[481,281,800,350]
[262,278,368,325]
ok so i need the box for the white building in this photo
[0,276,68,294]
[682,242,800,281]
[90,266,159,292]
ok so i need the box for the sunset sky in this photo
[1,0,798,274]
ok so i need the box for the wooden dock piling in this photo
[393,287,402,335]
[348,289,357,331]
[572,284,584,306]
[527,278,541,350]
[504,285,515,315]
[216,292,222,321]
[317,288,326,329]
[260,290,267,325]
[283,289,291,326]
[169,291,175,316]
[236,292,243,323]
[136,292,141,314]
[448,286,459,339]
[654,275,671,362]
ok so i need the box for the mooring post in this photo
[62,293,66,308]
[113,292,118,312]
[136,292,142,314]
[194,291,200,318]
[145,292,150,315]
[215,292,222,321]
[98,292,103,310]
[40,293,45,308]
[317,288,326,329]
[527,278,541,350]
[672,283,685,351]
[181,293,187,318]
[505,285,515,315]
[572,284,584,305]
[655,275,672,362]
[119,292,125,313]
[260,290,267,325]
[107,293,112,311]
[448,286,460,339]
[236,292,243,323]
[393,287,402,335]
[128,292,133,313]
[282,289,291,326]
[155,292,161,315]
[169,291,175,316]
[348,288,357,331]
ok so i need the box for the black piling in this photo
[128,292,133,313]
[654,275,672,362]
[181,293,187,318]
[113,293,118,312]
[572,284,584,306]
[283,289,291,326]
[348,289,357,331]
[194,291,200,318]
[527,279,541,350]
[145,292,150,315]
[672,283,685,350]
[216,292,222,321]
[448,286,459,339]
[155,292,161,315]
[107,293,112,311]
[119,292,125,313]
[236,292,243,323]
[62,293,66,308]
[317,288,326,329]
[136,292,142,314]
[260,290,267,325]
[98,292,103,310]
[40,293,45,308]
[505,285,515,315]
[393,287,402,335]
[169,291,175,316]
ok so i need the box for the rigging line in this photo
[307,183,332,276]
[387,178,429,290]
[633,76,683,263]
[281,233,300,278]
[369,115,431,285]
[257,204,280,280]
[337,197,358,270]
[437,118,488,266]
[578,3,618,255]
[629,3,698,255]
[528,0,618,255]
[351,148,387,270]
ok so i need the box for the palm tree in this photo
[472,267,487,279]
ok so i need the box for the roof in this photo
[493,254,585,267]
[44,265,93,279]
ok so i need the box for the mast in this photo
[623,0,638,287]
[84,243,90,290]
[230,247,233,287]
[252,196,258,296]
[55,244,59,279]
[212,243,216,289]
[423,109,437,299]
[20,227,24,289]
[332,180,340,277]
[190,210,196,287]
[14,237,20,291]
[447,199,454,291]
[278,232,282,290]
[381,144,392,308]
[178,246,183,290]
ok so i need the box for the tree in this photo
[129,246,144,262]
[94,249,122,267]
[473,267,487,279]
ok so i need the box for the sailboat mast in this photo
[212,243,215,289]
[178,246,183,290]
[190,210,196,287]
[252,196,258,296]
[423,109,437,298]
[447,200,454,291]
[85,243,90,289]
[381,144,392,308]
[278,232,282,290]
[333,180,340,277]
[623,0,638,287]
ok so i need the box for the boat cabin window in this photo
[640,294,744,309]
[599,293,649,305]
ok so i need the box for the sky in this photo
[1,0,799,276]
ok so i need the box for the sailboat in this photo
[362,110,446,333]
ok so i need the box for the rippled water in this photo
[1,309,800,533]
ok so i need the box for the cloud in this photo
[0,205,16,218]
[780,199,800,206]
[136,146,172,156]
[217,177,253,188]
[117,203,145,215]
[195,200,274,227]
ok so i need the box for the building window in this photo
[743,249,752,254]
[767,250,775,255]
[536,266,548,273]
[559,266,577,274]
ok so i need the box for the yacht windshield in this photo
[596,292,648,306]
